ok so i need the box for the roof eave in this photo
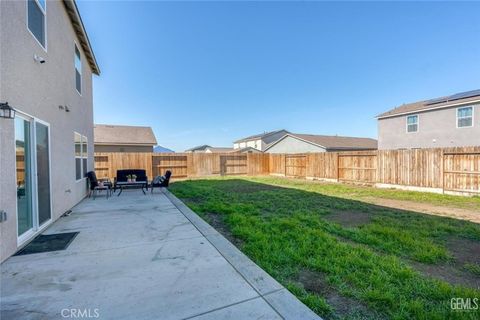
[63,0,100,75]
[234,129,288,144]
[377,98,480,120]
[94,142,157,146]
[326,147,377,151]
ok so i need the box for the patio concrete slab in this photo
[1,190,320,319]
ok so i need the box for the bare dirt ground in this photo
[297,269,385,320]
[323,210,372,228]
[411,236,480,290]
[365,197,480,224]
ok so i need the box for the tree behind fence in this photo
[94,147,480,195]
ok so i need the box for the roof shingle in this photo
[377,89,480,119]
[94,124,157,145]
[234,129,289,143]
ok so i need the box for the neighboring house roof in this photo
[377,89,480,119]
[63,1,100,75]
[234,129,289,143]
[206,147,235,153]
[185,146,235,153]
[231,147,263,153]
[94,124,157,146]
[265,133,378,151]
[185,145,211,152]
[153,146,175,153]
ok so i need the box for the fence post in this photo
[186,153,193,178]
[441,149,445,194]
[336,153,340,182]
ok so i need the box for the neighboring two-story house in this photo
[233,129,289,151]
[0,0,99,262]
[377,90,480,149]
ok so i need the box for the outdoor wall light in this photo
[0,102,16,119]
[33,54,46,64]
[59,105,70,112]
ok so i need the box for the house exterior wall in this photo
[266,136,326,154]
[234,131,288,151]
[94,145,153,153]
[0,0,95,262]
[235,140,261,150]
[378,104,480,149]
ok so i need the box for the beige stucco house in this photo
[377,90,480,149]
[265,133,377,153]
[94,124,158,152]
[233,129,288,151]
[0,0,99,262]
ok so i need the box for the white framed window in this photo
[457,106,473,128]
[406,115,418,133]
[27,0,46,49]
[75,44,82,94]
[75,132,88,180]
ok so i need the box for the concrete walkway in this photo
[1,190,319,320]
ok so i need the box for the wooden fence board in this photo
[269,154,285,175]
[306,153,338,180]
[338,152,377,183]
[285,154,307,177]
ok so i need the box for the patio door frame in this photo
[15,110,53,246]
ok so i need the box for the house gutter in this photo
[376,98,480,120]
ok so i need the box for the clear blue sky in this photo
[77,1,480,151]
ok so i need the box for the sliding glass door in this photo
[15,115,52,242]
[36,122,51,225]
[15,117,34,237]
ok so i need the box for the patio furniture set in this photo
[86,169,171,199]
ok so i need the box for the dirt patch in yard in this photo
[203,212,244,247]
[411,261,480,290]
[446,237,480,266]
[297,269,384,320]
[409,237,480,289]
[323,210,372,228]
[367,198,480,224]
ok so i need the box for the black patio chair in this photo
[86,171,112,199]
[150,170,172,193]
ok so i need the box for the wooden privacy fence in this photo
[94,152,270,181]
[285,155,307,177]
[338,152,377,183]
[94,146,480,195]
[443,150,480,194]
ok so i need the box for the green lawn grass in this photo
[170,177,480,320]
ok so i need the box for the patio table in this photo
[115,181,148,196]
